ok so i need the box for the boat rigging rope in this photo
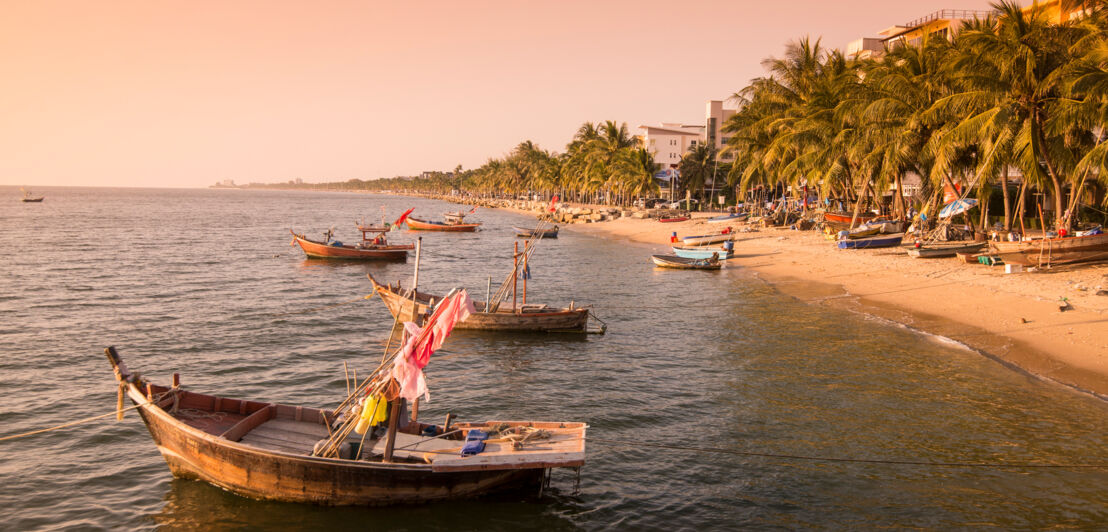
[0,388,175,443]
[588,437,1108,469]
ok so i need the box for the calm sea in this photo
[2,187,1106,530]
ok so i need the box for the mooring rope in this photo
[0,404,145,442]
[588,438,1108,469]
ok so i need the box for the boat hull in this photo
[22,197,45,202]
[658,216,689,223]
[989,233,1108,266]
[823,211,876,224]
[906,242,986,258]
[706,213,747,223]
[105,349,579,506]
[650,254,721,270]
[671,246,732,260]
[837,233,905,249]
[513,226,558,238]
[292,234,410,260]
[681,233,734,246]
[369,274,589,332]
[407,217,480,232]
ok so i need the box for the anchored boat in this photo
[290,226,412,261]
[990,232,1108,267]
[651,254,722,270]
[104,290,587,506]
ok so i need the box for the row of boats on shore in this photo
[111,204,595,507]
[650,205,1107,270]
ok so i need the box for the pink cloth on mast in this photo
[390,291,475,401]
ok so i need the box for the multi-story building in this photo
[638,123,704,169]
[705,100,737,162]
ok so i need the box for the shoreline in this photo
[496,203,1108,399]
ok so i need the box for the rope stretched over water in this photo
[0,403,145,442]
[588,438,1108,469]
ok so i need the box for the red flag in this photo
[393,208,415,227]
[549,194,560,213]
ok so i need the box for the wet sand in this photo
[541,210,1108,398]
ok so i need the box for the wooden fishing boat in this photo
[368,274,590,332]
[290,227,412,261]
[513,225,558,238]
[671,245,731,260]
[105,343,586,506]
[989,232,1108,267]
[957,251,987,264]
[906,241,986,259]
[658,216,690,223]
[706,212,748,223]
[650,254,722,270]
[837,233,905,250]
[681,231,735,246]
[823,211,877,225]
[407,216,481,232]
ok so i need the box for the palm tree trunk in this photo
[1000,166,1011,231]
[1032,118,1066,231]
[849,179,868,230]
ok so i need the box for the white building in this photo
[639,123,704,169]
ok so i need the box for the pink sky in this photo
[1,0,994,188]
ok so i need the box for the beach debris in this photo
[1058,297,1073,312]
[1020,317,1029,324]
[1096,289,1108,296]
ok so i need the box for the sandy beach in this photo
[522,208,1108,398]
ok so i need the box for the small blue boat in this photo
[837,233,905,249]
[706,212,748,223]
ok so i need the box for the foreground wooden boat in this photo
[837,233,905,250]
[291,227,412,261]
[407,216,481,232]
[368,274,590,332]
[651,254,721,270]
[906,242,986,259]
[990,232,1108,267]
[105,342,586,506]
[513,225,558,238]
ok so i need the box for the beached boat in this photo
[650,254,722,270]
[837,233,905,250]
[989,232,1108,267]
[681,230,735,246]
[20,188,44,202]
[368,273,590,332]
[706,212,748,224]
[104,321,587,506]
[658,216,690,223]
[291,226,412,261]
[823,211,877,225]
[672,241,733,260]
[513,225,558,238]
[906,242,986,259]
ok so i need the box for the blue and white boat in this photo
[837,233,905,250]
[706,212,748,224]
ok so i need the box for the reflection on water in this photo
[2,187,1107,529]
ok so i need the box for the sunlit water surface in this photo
[2,187,1106,530]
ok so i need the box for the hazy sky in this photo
[1,0,994,188]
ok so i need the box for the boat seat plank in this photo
[261,418,331,440]
[369,432,460,461]
[238,432,315,454]
[245,426,328,449]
